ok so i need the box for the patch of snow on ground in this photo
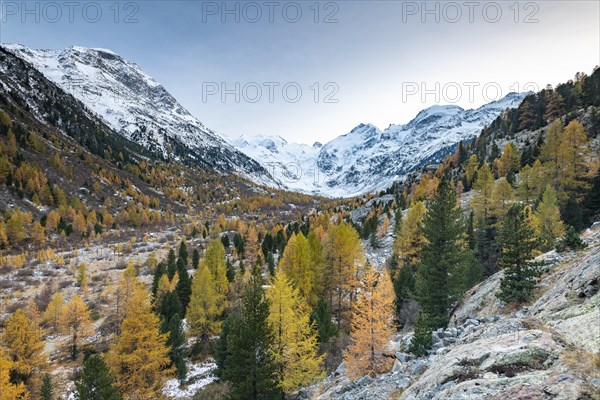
[163,361,217,399]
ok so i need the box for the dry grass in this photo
[387,387,405,400]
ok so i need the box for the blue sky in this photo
[1,1,599,144]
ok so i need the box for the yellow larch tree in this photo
[106,281,172,399]
[186,264,221,341]
[496,142,520,177]
[393,201,427,267]
[279,232,319,307]
[491,177,515,225]
[344,268,395,379]
[323,222,364,331]
[266,269,324,393]
[201,239,229,304]
[0,346,28,400]
[534,185,566,251]
[61,294,94,358]
[42,292,65,335]
[2,310,46,384]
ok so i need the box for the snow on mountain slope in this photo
[2,44,272,182]
[232,93,528,197]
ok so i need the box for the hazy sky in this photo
[1,1,599,144]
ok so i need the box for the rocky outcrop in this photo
[303,223,600,400]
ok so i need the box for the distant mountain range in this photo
[3,44,528,197]
[230,93,527,197]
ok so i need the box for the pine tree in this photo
[187,265,222,343]
[40,373,53,400]
[43,292,65,335]
[497,204,541,304]
[220,272,281,400]
[106,281,173,398]
[162,312,187,381]
[415,178,477,330]
[178,239,188,266]
[75,354,121,400]
[562,194,584,231]
[534,185,566,251]
[61,294,93,359]
[0,347,28,400]
[166,249,177,279]
[409,312,433,357]
[192,248,200,269]
[309,298,337,343]
[151,262,167,298]
[393,263,415,322]
[393,201,426,267]
[266,269,324,393]
[175,257,192,313]
[344,268,395,379]
[2,309,45,384]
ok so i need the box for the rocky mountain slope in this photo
[2,44,272,183]
[232,93,527,197]
[3,43,529,198]
[300,222,600,400]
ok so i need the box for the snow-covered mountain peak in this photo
[233,92,528,197]
[3,43,270,181]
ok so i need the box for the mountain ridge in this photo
[231,91,528,197]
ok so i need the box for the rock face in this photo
[301,223,600,400]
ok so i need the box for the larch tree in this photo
[245,226,260,265]
[43,292,65,335]
[491,177,515,225]
[469,163,496,265]
[540,119,564,184]
[114,263,142,329]
[186,264,222,343]
[558,120,592,196]
[266,269,324,393]
[201,238,229,307]
[2,310,45,385]
[464,154,480,188]
[279,232,319,307]
[106,280,173,399]
[534,185,566,251]
[496,142,520,178]
[323,221,364,331]
[393,201,427,267]
[61,294,93,359]
[344,268,395,379]
[0,346,28,400]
